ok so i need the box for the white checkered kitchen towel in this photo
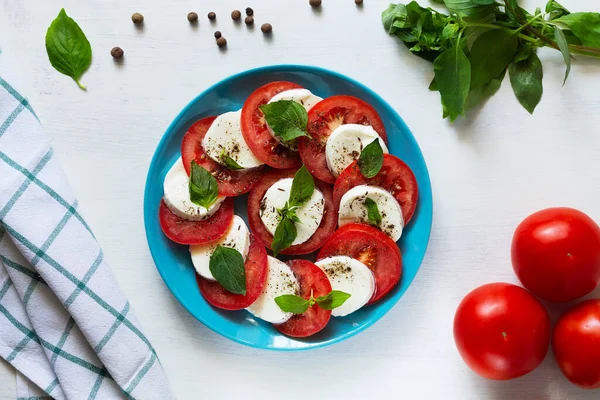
[0,54,174,398]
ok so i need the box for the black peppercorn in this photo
[110,47,124,58]
[207,11,216,20]
[245,7,254,16]
[245,16,254,25]
[231,10,242,20]
[131,12,144,24]
[214,31,222,39]
[187,12,198,23]
[216,37,227,48]
[309,0,322,7]
[355,0,363,4]
[261,23,272,33]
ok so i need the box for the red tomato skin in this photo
[511,208,600,303]
[453,283,551,381]
[553,299,600,390]
[197,233,268,310]
[275,259,332,338]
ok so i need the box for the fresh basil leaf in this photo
[555,13,600,48]
[545,0,570,20]
[382,3,409,33]
[315,291,352,310]
[443,0,496,19]
[221,151,244,170]
[465,69,505,111]
[509,50,543,114]
[358,139,384,179]
[289,165,315,208]
[189,161,219,209]
[274,294,309,314]
[472,0,495,5]
[554,26,571,85]
[259,100,309,142]
[364,198,382,227]
[504,0,527,22]
[429,77,439,91]
[272,217,297,256]
[433,44,471,121]
[468,30,518,90]
[45,9,92,90]
[209,245,246,295]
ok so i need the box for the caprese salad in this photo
[158,81,418,338]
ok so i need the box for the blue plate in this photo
[144,65,432,351]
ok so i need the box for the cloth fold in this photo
[0,52,174,399]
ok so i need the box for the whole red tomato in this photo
[553,299,600,389]
[512,208,600,303]
[453,283,551,380]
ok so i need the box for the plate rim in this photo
[143,64,433,351]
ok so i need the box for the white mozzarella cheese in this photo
[163,157,225,221]
[259,178,324,246]
[338,184,404,241]
[325,124,389,177]
[315,256,376,317]
[190,215,250,280]
[268,88,323,112]
[202,110,264,169]
[246,256,300,324]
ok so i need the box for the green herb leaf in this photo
[189,161,219,209]
[471,0,496,5]
[545,0,570,20]
[209,245,246,295]
[272,217,297,256]
[315,291,352,310]
[554,26,572,85]
[555,13,600,48]
[364,198,382,227]
[274,294,310,314]
[259,100,310,142]
[382,3,408,33]
[468,30,518,90]
[465,69,505,111]
[358,139,384,178]
[428,77,438,91]
[443,0,496,19]
[289,165,315,208]
[433,44,471,121]
[45,9,92,90]
[509,49,543,114]
[221,151,244,170]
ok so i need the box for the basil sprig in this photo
[189,161,219,209]
[259,100,311,142]
[209,245,246,295]
[220,150,244,170]
[275,290,351,314]
[45,9,92,90]
[271,166,314,256]
[358,139,384,179]
[364,197,382,227]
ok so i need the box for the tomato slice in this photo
[158,198,234,245]
[247,168,338,255]
[298,95,387,184]
[275,259,332,338]
[197,233,268,310]
[333,154,418,225]
[240,81,303,169]
[181,116,265,196]
[317,223,402,304]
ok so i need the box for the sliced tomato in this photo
[334,154,418,225]
[317,223,402,304]
[197,233,268,310]
[240,81,303,169]
[247,168,337,255]
[158,198,234,245]
[275,259,332,338]
[298,95,387,184]
[181,116,265,196]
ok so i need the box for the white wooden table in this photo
[1,0,600,399]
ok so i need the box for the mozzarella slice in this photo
[247,256,300,324]
[315,256,376,317]
[259,178,325,246]
[268,88,323,112]
[325,124,389,177]
[338,184,404,241]
[202,110,264,169]
[163,157,225,221]
[190,216,250,281]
